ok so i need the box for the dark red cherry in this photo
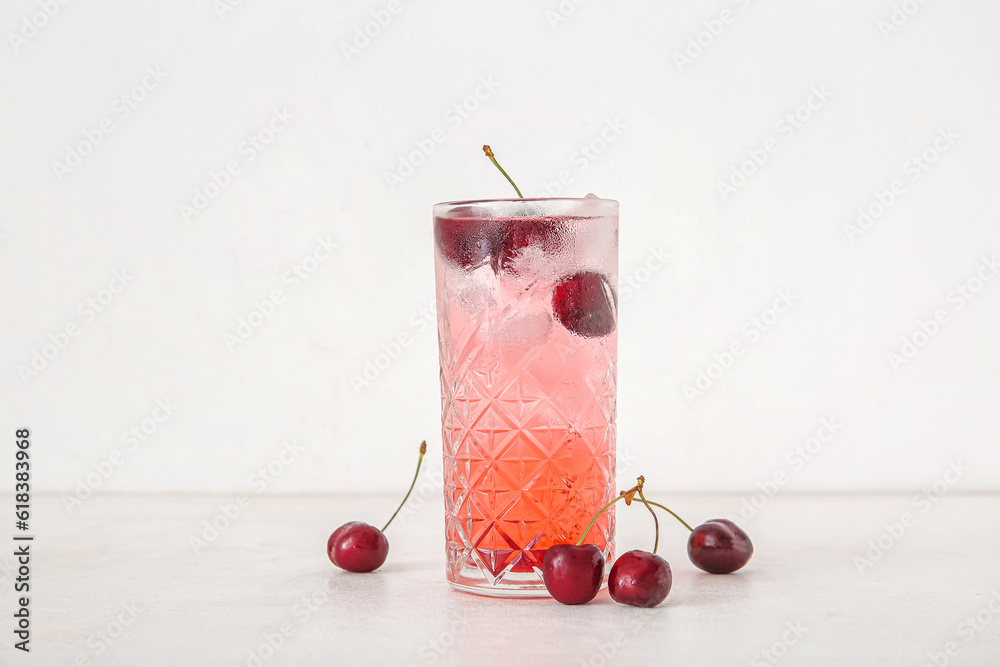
[688,519,753,574]
[327,521,389,573]
[542,544,605,605]
[435,208,495,270]
[491,218,562,274]
[608,550,672,608]
[552,271,616,337]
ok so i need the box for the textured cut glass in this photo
[433,198,618,597]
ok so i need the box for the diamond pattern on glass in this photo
[441,333,616,587]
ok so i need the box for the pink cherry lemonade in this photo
[433,197,618,596]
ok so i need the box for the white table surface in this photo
[4,493,999,666]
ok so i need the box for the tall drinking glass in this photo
[433,197,618,597]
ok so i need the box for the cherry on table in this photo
[542,544,605,605]
[632,495,754,575]
[327,522,388,573]
[608,550,672,608]
[688,519,754,574]
[326,441,426,573]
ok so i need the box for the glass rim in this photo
[434,196,619,208]
[431,197,620,218]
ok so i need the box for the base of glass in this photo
[446,558,612,599]
[448,580,610,598]
[448,580,552,598]
[445,565,551,598]
[444,541,615,597]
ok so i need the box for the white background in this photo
[2,0,999,497]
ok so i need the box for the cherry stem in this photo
[575,479,643,547]
[381,440,427,533]
[483,145,523,198]
[636,486,659,554]
[575,477,693,549]
[641,499,695,533]
[575,496,622,547]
